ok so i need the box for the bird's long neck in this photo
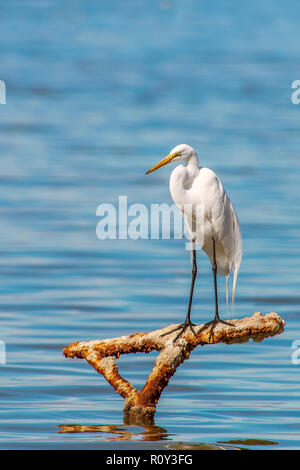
[169,153,199,206]
[184,153,199,186]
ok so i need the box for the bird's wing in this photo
[180,167,242,306]
[210,179,242,307]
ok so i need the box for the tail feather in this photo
[226,273,229,314]
[231,265,239,313]
[230,203,242,314]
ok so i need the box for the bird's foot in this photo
[197,317,235,343]
[161,319,197,343]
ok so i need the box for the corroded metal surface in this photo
[63,312,285,423]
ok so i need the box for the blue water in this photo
[0,0,300,450]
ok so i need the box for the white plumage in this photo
[146,143,242,340]
[169,144,242,306]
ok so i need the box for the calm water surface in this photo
[0,0,300,449]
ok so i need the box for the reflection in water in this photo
[58,424,249,449]
[57,423,171,442]
[218,438,278,446]
[166,442,243,451]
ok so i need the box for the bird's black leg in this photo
[161,245,198,342]
[197,238,234,342]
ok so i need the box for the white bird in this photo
[146,144,242,341]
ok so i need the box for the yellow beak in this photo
[145,152,180,175]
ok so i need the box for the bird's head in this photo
[145,144,197,175]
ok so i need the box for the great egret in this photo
[146,144,242,341]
